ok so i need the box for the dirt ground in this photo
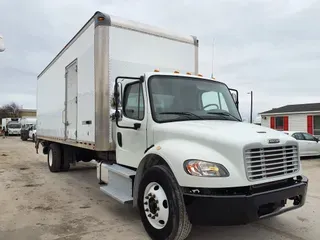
[0,137,320,240]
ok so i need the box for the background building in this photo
[19,109,36,118]
[260,103,320,137]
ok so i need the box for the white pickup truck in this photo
[36,11,308,240]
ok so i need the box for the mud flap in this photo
[35,139,39,154]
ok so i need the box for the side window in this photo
[201,91,229,111]
[302,133,316,141]
[123,82,144,120]
[292,133,304,140]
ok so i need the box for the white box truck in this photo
[2,117,21,136]
[36,11,308,240]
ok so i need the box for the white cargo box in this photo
[37,11,198,151]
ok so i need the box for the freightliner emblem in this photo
[268,139,280,144]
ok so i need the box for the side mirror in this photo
[229,88,239,109]
[111,82,123,122]
[315,137,319,143]
[231,93,237,103]
[112,82,122,109]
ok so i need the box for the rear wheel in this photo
[48,143,62,172]
[138,165,192,240]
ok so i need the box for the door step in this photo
[97,163,136,204]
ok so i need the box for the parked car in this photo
[283,131,320,157]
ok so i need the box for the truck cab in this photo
[113,72,242,169]
[7,121,21,136]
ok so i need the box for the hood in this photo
[153,120,295,148]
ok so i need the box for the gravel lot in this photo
[0,137,320,240]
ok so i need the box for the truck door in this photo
[115,78,147,168]
[64,60,78,140]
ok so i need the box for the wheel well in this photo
[132,154,172,208]
[40,141,50,155]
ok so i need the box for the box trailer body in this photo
[1,118,9,128]
[37,12,198,154]
[36,12,308,240]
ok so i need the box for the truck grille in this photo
[244,145,299,181]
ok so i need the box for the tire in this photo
[60,155,70,172]
[138,165,192,240]
[48,143,62,172]
[60,160,70,171]
[60,146,71,171]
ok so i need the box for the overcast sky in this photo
[0,0,319,121]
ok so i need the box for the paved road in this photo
[0,137,319,240]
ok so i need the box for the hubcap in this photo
[143,182,169,229]
[48,150,53,167]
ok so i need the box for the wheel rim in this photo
[143,182,169,229]
[48,149,53,167]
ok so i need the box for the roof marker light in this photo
[186,72,192,75]
[174,70,180,74]
[197,74,203,77]
[154,69,160,72]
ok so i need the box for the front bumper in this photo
[183,175,308,226]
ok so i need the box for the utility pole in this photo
[247,91,253,123]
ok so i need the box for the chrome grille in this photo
[245,145,299,181]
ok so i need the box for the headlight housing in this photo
[183,160,229,177]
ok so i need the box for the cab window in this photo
[123,82,144,120]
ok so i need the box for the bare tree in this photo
[0,102,22,118]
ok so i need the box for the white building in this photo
[260,103,320,137]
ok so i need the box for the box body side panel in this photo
[37,22,95,142]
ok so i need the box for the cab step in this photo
[97,163,136,204]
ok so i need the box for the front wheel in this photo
[138,165,192,240]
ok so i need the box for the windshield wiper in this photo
[159,111,203,120]
[207,111,241,121]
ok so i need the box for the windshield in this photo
[8,123,21,129]
[148,75,241,123]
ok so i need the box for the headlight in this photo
[183,160,229,177]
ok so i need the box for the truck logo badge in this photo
[268,139,280,144]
